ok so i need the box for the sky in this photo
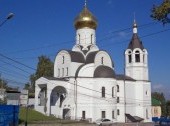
[0,0,169,99]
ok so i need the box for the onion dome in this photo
[94,65,116,78]
[74,5,98,30]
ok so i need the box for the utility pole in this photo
[124,50,126,123]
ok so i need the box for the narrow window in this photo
[101,57,104,65]
[91,34,93,44]
[102,87,105,98]
[62,68,64,77]
[78,34,80,44]
[112,87,114,98]
[66,67,68,76]
[117,85,119,92]
[128,51,132,63]
[117,109,120,115]
[58,69,60,77]
[128,55,132,63]
[135,51,140,62]
[117,97,120,103]
[82,111,86,119]
[112,111,115,119]
[62,56,65,64]
[101,111,106,118]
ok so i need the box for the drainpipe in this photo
[74,78,77,120]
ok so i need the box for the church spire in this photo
[133,14,137,34]
[84,0,87,7]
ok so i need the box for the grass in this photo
[19,107,59,124]
[19,107,92,125]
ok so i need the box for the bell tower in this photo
[125,20,149,81]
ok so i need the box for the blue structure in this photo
[0,105,19,126]
[152,117,170,125]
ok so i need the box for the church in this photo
[34,3,152,123]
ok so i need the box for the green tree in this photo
[0,78,8,89]
[151,0,170,24]
[30,55,54,92]
[166,100,170,116]
[152,92,167,116]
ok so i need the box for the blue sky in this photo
[0,0,169,98]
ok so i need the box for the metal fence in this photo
[0,105,19,126]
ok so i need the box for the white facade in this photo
[35,5,152,123]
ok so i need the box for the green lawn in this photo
[19,107,59,124]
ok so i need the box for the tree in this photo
[166,100,170,116]
[151,0,170,24]
[29,55,54,92]
[152,92,167,116]
[0,78,8,89]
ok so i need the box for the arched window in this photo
[66,67,68,76]
[116,85,119,92]
[62,56,65,64]
[117,97,120,103]
[58,69,60,77]
[128,51,132,63]
[101,57,104,65]
[102,87,105,98]
[135,51,140,62]
[91,34,93,44]
[112,87,114,98]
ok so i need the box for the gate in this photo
[0,105,19,126]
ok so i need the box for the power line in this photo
[0,53,36,71]
[3,22,157,55]
[0,59,31,74]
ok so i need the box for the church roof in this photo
[94,65,116,78]
[74,5,98,30]
[86,51,98,63]
[44,77,69,81]
[116,74,136,81]
[127,33,144,50]
[67,50,85,63]
[152,98,161,106]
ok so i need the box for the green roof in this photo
[152,98,161,106]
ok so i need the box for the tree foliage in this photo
[29,55,54,92]
[152,92,167,116]
[151,0,170,24]
[0,78,8,89]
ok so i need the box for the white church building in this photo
[35,3,152,123]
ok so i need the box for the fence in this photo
[0,105,19,126]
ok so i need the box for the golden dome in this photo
[74,6,98,30]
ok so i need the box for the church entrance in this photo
[63,108,71,119]
[50,86,67,107]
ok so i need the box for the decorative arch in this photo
[135,50,140,62]
[38,86,47,106]
[50,86,67,107]
[128,51,132,63]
